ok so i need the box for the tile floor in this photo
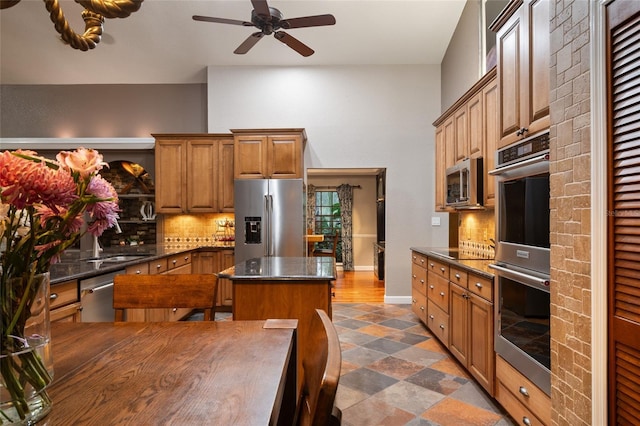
[332,303,515,426]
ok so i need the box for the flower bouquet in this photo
[0,148,119,424]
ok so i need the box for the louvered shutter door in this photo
[607,1,640,424]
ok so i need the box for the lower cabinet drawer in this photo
[411,288,427,323]
[496,381,547,426]
[50,280,79,310]
[427,272,449,313]
[496,355,550,426]
[427,300,449,347]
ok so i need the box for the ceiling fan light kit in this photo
[193,0,336,57]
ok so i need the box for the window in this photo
[314,191,342,262]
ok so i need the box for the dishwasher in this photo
[79,270,125,322]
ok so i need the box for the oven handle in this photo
[489,263,550,289]
[488,153,549,176]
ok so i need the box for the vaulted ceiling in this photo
[0,0,466,85]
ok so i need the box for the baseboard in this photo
[384,295,412,305]
[353,265,374,271]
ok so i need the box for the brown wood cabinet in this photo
[410,250,496,396]
[449,268,494,395]
[496,355,551,426]
[433,69,497,210]
[491,0,550,148]
[231,129,306,179]
[411,252,428,323]
[192,249,235,308]
[50,279,81,323]
[154,134,235,213]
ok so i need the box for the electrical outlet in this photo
[431,217,441,226]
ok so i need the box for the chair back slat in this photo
[297,309,342,425]
[113,274,218,322]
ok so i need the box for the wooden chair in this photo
[297,309,342,426]
[113,274,218,322]
[313,231,339,258]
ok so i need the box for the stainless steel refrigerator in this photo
[234,179,305,263]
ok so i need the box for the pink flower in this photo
[56,147,108,179]
[0,151,76,209]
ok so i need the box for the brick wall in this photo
[548,1,592,425]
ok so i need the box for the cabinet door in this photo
[525,0,550,135]
[435,125,446,211]
[187,139,218,212]
[454,106,468,162]
[155,139,186,213]
[444,116,456,170]
[483,77,498,207]
[218,250,235,306]
[468,293,494,395]
[449,283,468,366]
[235,135,267,179]
[218,138,235,212]
[497,9,523,147]
[267,135,303,178]
[467,91,483,159]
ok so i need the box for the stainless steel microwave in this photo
[445,158,483,208]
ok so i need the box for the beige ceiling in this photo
[0,0,466,85]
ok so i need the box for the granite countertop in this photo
[410,246,495,279]
[218,257,337,281]
[49,245,233,285]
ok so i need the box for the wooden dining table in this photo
[40,319,298,425]
[304,234,324,256]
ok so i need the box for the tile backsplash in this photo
[458,210,495,258]
[162,213,235,249]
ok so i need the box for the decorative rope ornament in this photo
[0,0,143,51]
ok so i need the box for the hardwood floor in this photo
[332,270,385,303]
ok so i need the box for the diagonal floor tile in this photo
[339,367,399,395]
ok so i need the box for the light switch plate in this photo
[431,217,441,226]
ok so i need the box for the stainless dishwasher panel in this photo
[80,270,124,322]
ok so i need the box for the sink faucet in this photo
[91,219,122,258]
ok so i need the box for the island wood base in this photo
[232,278,333,399]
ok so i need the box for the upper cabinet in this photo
[491,0,550,148]
[154,134,235,214]
[433,68,498,211]
[231,128,306,179]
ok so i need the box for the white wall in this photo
[207,65,448,302]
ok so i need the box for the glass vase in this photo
[1,272,53,425]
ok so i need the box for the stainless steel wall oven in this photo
[489,132,551,396]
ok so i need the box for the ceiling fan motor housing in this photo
[251,7,283,34]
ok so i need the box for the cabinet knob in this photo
[420,306,425,311]
[518,386,530,397]
[429,314,435,320]
[156,264,162,269]
[429,285,435,289]
[440,267,445,273]
[420,279,425,284]
[522,417,532,426]
[412,274,417,279]
[439,324,445,330]
[475,282,483,289]
[184,256,189,261]
[440,291,445,297]
[50,293,58,301]
[420,259,425,264]
[412,298,417,304]
[172,308,177,312]
[173,259,177,265]
[136,270,142,274]
[429,263,434,268]
[455,273,460,279]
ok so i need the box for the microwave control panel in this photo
[498,133,550,166]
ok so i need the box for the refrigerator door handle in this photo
[266,194,274,256]
[264,194,270,257]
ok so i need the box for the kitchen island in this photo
[218,256,336,398]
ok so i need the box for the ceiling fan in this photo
[193,0,336,57]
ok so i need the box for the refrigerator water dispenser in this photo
[244,216,262,244]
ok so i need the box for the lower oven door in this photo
[490,263,551,396]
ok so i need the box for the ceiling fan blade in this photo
[251,0,271,17]
[281,14,336,29]
[274,31,314,57]
[193,15,253,26]
[234,32,265,54]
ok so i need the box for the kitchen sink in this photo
[87,255,150,264]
